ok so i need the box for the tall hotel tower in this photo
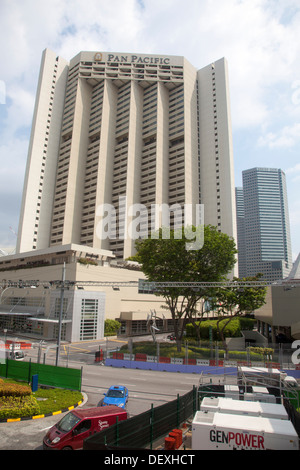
[16,49,237,259]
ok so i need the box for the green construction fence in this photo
[83,387,197,450]
[0,359,82,391]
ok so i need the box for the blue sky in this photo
[0,0,300,261]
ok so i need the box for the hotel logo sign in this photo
[94,52,171,65]
[94,52,103,61]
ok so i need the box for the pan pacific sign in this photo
[95,52,171,65]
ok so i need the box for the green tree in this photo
[133,225,237,351]
[215,275,267,356]
[105,319,121,336]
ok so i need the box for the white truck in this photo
[284,375,298,388]
[200,397,288,420]
[244,392,276,403]
[237,366,283,387]
[192,410,299,450]
[224,384,239,399]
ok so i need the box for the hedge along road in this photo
[0,360,200,450]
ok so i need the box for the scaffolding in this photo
[198,366,300,416]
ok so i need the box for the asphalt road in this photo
[0,339,200,451]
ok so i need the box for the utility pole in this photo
[55,262,65,367]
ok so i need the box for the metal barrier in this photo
[198,369,300,412]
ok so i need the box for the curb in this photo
[1,392,87,423]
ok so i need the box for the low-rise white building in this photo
[0,244,170,341]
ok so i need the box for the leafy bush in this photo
[186,317,252,341]
[239,317,256,330]
[0,395,40,420]
[0,383,32,397]
[0,379,83,420]
[78,257,98,266]
[105,319,121,336]
[250,347,274,357]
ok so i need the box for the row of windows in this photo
[33,58,60,250]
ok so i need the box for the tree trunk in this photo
[173,315,182,352]
[216,317,229,360]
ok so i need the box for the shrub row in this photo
[119,341,264,361]
[185,317,256,341]
[0,378,84,420]
[0,383,32,398]
[0,395,40,420]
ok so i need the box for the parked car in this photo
[43,405,127,450]
[9,351,25,360]
[101,385,129,409]
[167,334,176,341]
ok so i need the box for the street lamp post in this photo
[55,263,66,367]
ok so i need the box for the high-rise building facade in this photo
[17,49,237,259]
[236,167,292,281]
[235,187,247,277]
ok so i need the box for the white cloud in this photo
[286,163,300,174]
[258,123,300,148]
[285,163,300,186]
[0,138,28,192]
[1,0,300,254]
[5,87,35,138]
[289,201,300,226]
[2,0,300,132]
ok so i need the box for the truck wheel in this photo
[62,446,72,450]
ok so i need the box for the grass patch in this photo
[33,388,83,415]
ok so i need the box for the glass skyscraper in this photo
[236,167,292,281]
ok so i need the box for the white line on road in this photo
[128,377,146,381]
[40,426,52,432]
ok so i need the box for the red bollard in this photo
[165,437,176,450]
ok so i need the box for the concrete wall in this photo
[255,286,300,328]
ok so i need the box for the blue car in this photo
[102,385,129,409]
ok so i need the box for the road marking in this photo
[40,426,52,432]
